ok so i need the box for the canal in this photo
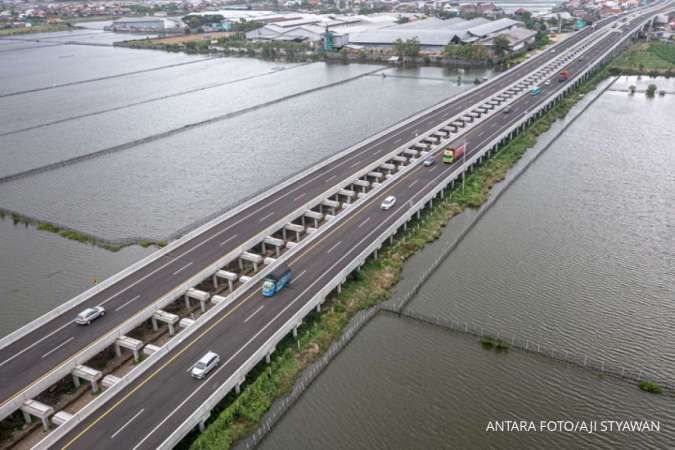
[258,78,675,448]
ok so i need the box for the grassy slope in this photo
[609,41,675,73]
[185,66,612,450]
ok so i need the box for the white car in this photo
[191,351,220,379]
[380,196,397,210]
[544,80,551,86]
[75,306,105,325]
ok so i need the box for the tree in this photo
[492,35,510,58]
[393,38,406,58]
[405,37,420,57]
[646,84,657,98]
[393,38,420,58]
[519,11,535,29]
[535,30,550,48]
[233,19,264,33]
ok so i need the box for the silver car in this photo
[380,196,397,210]
[191,351,220,379]
[75,306,105,325]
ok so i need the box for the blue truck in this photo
[262,265,292,297]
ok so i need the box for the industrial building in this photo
[348,17,534,52]
[104,17,184,33]
[243,14,536,55]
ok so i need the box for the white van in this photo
[191,351,220,379]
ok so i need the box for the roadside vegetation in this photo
[609,41,675,76]
[183,61,615,450]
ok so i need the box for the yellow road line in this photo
[63,158,432,448]
[60,288,259,449]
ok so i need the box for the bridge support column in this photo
[293,326,298,338]
[21,401,53,432]
[199,412,210,432]
[316,303,321,313]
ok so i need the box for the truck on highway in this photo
[443,144,465,164]
[558,70,570,82]
[262,265,292,297]
[529,86,542,96]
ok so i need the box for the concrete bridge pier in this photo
[262,236,284,257]
[152,310,179,336]
[265,347,276,364]
[234,377,245,394]
[305,210,323,228]
[322,199,339,216]
[284,223,304,242]
[185,288,210,312]
[114,336,143,363]
[72,365,102,394]
[339,188,356,204]
[353,179,370,193]
[240,252,263,273]
[198,412,210,432]
[21,400,53,431]
[213,270,237,291]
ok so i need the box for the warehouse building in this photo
[348,16,534,53]
[105,17,184,33]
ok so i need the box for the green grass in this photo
[481,336,495,348]
[186,61,613,450]
[609,42,675,74]
[480,336,510,351]
[0,23,74,36]
[638,380,664,394]
[495,339,511,351]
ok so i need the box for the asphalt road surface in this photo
[46,7,666,449]
[0,11,621,417]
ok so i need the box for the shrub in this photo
[639,380,663,394]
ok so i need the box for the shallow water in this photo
[260,314,674,450]
[403,86,675,379]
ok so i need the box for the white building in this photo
[104,17,184,33]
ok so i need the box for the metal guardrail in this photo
[0,18,592,355]
[30,48,571,445]
[156,15,658,447]
[0,16,609,423]
[31,9,657,446]
[32,88,483,449]
[157,13,667,446]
